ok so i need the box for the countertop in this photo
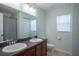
[0,38,47,56]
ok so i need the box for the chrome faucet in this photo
[6,39,16,45]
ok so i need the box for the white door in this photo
[0,13,3,42]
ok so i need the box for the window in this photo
[31,20,36,31]
[57,14,71,32]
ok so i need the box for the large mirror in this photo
[0,3,37,42]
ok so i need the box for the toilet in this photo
[47,43,55,51]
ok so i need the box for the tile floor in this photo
[47,49,72,56]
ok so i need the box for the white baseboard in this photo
[55,48,72,55]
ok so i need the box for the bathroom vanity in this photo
[19,40,47,56]
[0,37,47,56]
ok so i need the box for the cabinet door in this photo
[23,48,35,56]
[36,44,42,56]
[42,41,47,56]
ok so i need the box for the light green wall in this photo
[72,4,79,55]
[36,8,46,39]
[46,4,73,53]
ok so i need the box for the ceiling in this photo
[0,3,19,14]
[0,3,72,14]
[35,3,72,11]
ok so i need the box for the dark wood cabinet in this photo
[41,41,47,56]
[23,48,35,56]
[36,44,42,56]
[20,40,47,56]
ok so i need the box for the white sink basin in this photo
[30,38,43,42]
[2,43,27,53]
